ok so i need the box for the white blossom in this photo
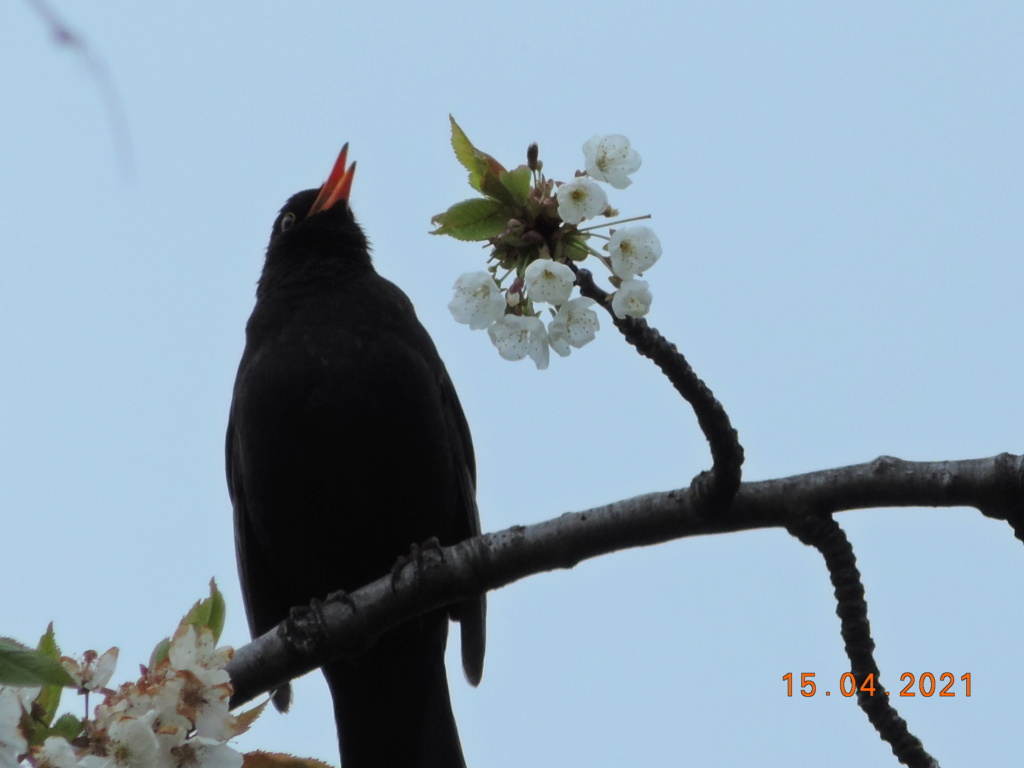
[10,688,38,711]
[63,648,119,693]
[583,135,642,189]
[167,626,231,686]
[160,626,236,740]
[487,315,550,369]
[0,689,27,768]
[548,298,600,356]
[80,713,160,768]
[524,260,575,306]
[93,686,153,730]
[165,738,242,768]
[611,279,653,319]
[609,226,662,278]
[151,711,191,768]
[555,177,608,225]
[36,737,79,768]
[448,272,506,330]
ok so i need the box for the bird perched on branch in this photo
[226,145,485,767]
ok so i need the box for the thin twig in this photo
[25,0,135,179]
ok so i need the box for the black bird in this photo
[226,145,485,767]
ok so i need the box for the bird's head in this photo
[261,145,371,285]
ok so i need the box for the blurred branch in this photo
[227,451,1024,708]
[25,0,135,178]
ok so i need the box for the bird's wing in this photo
[226,404,294,711]
[438,369,486,687]
[226,405,279,640]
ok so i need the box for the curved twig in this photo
[786,513,939,768]
[25,0,135,178]
[573,267,744,509]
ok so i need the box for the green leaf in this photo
[234,698,270,736]
[430,198,510,241]
[34,624,64,725]
[449,115,479,177]
[206,580,226,643]
[148,637,171,670]
[474,165,536,209]
[500,166,533,205]
[0,637,74,687]
[478,171,518,207]
[449,115,506,193]
[182,579,226,642]
[560,233,592,262]
[47,713,85,743]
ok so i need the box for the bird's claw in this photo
[390,537,445,592]
[280,591,352,656]
[325,589,357,612]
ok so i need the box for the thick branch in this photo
[227,452,1024,707]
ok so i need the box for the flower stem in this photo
[577,213,653,232]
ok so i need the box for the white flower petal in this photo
[107,714,160,768]
[175,739,243,768]
[609,226,662,279]
[611,279,653,319]
[38,736,79,768]
[555,178,608,225]
[583,135,642,189]
[487,315,550,370]
[93,649,119,690]
[0,689,27,768]
[448,272,506,330]
[523,260,575,306]
[548,298,599,356]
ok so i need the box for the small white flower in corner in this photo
[524,260,575,306]
[79,712,160,768]
[488,315,551,369]
[611,279,653,319]
[583,135,642,189]
[0,688,28,768]
[38,736,79,768]
[555,177,608,225]
[548,298,600,357]
[166,737,243,768]
[448,272,506,330]
[609,226,662,279]
[62,648,119,693]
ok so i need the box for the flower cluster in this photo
[0,586,260,768]
[433,118,663,369]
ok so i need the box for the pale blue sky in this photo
[2,2,1023,765]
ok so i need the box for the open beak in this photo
[308,144,357,217]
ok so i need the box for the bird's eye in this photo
[280,212,296,232]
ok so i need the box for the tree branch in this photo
[787,512,938,768]
[25,0,134,178]
[227,452,1024,708]
[573,267,745,508]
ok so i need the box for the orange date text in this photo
[782,672,971,698]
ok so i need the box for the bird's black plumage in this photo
[226,148,484,767]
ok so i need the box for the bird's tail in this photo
[323,611,467,768]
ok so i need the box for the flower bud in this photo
[527,142,540,171]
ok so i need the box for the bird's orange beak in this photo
[308,144,357,217]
